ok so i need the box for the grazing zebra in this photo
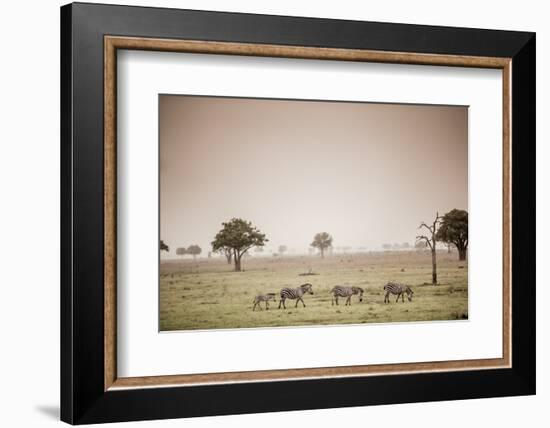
[252,293,277,311]
[278,283,314,309]
[383,282,414,303]
[330,286,364,306]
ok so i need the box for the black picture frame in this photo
[61,2,535,424]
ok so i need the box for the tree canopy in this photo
[160,240,169,252]
[186,244,202,259]
[176,247,187,257]
[436,209,468,261]
[311,232,333,258]
[211,218,268,271]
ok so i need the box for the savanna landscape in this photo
[160,246,468,331]
[159,95,469,332]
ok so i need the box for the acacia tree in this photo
[416,212,442,285]
[176,247,187,259]
[278,245,288,256]
[186,244,202,260]
[436,209,468,261]
[311,232,333,258]
[211,218,268,272]
[160,240,169,252]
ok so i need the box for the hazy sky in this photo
[160,95,467,257]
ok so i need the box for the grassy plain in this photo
[159,251,468,331]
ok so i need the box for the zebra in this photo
[252,293,277,311]
[278,283,314,309]
[383,282,414,303]
[330,286,364,306]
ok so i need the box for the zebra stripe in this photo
[252,293,276,311]
[330,286,364,306]
[278,283,314,309]
[383,282,414,303]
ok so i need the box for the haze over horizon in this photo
[160,95,467,259]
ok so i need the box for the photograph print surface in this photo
[159,95,468,331]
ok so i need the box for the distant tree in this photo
[392,243,400,250]
[254,246,264,254]
[382,243,392,251]
[416,212,442,285]
[176,247,187,259]
[211,218,268,272]
[278,245,288,256]
[216,247,233,264]
[160,240,169,252]
[414,240,427,251]
[402,242,410,249]
[342,246,352,254]
[311,232,333,258]
[436,209,468,261]
[207,251,212,258]
[186,244,202,260]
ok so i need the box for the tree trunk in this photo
[234,254,242,272]
[320,248,324,258]
[226,253,232,264]
[458,247,467,261]
[431,249,437,285]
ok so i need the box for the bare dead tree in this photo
[416,212,442,285]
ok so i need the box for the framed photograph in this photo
[61,2,535,424]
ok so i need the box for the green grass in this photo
[160,251,468,331]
